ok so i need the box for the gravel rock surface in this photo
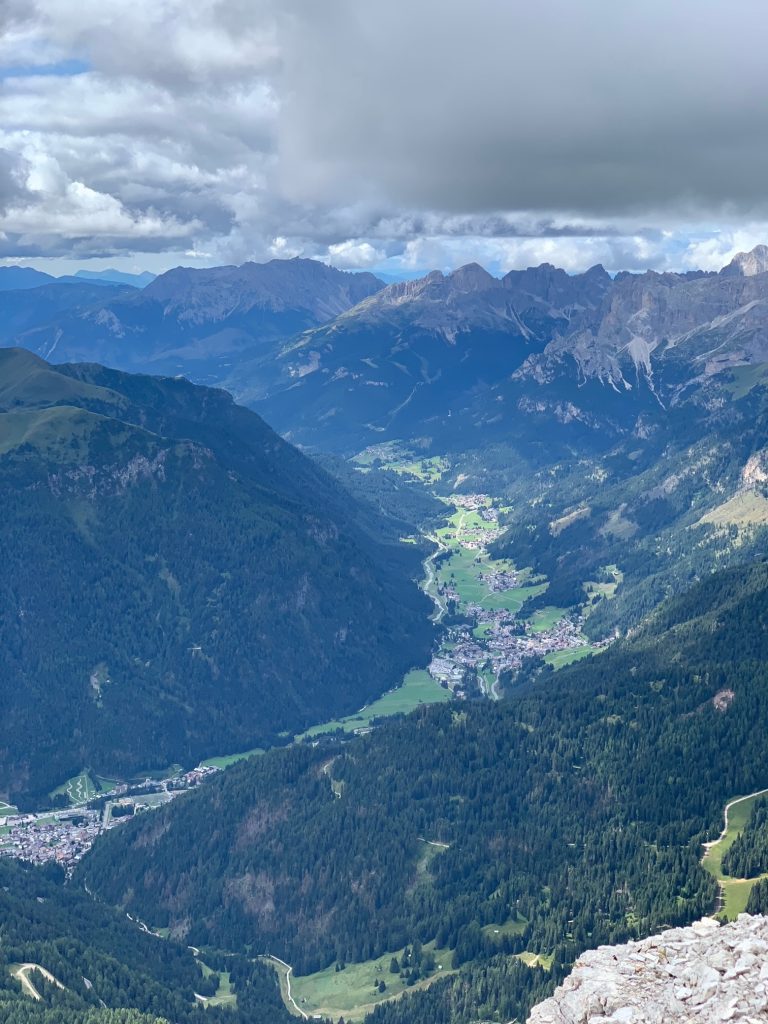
[527,914,768,1023]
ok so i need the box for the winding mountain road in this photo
[12,963,65,1001]
[260,955,308,1019]
[422,536,449,622]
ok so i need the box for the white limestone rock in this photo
[527,915,768,1024]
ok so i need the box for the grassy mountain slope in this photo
[0,349,432,805]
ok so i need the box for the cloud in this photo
[0,146,30,211]
[326,239,386,269]
[278,0,768,220]
[1,1,768,271]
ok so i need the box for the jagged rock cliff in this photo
[528,915,768,1023]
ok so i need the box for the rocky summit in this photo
[527,915,768,1024]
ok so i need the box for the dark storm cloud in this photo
[0,147,30,211]
[278,0,768,218]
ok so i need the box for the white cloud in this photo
[269,235,303,258]
[679,230,768,272]
[326,239,385,269]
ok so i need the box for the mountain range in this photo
[0,266,153,291]
[6,249,768,457]
[257,247,768,452]
[0,348,431,805]
[10,259,383,386]
[4,247,768,1024]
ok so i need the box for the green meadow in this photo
[702,790,768,918]
[290,942,454,1022]
[298,669,450,741]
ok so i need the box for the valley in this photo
[3,252,768,1024]
[8,5,768,1021]
[351,444,611,703]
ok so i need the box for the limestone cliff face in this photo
[742,450,768,488]
[512,248,768,402]
[527,915,768,1023]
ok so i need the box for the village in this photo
[426,492,607,698]
[428,611,593,697]
[0,765,220,870]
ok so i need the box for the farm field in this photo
[290,942,454,1022]
[528,606,567,633]
[544,645,595,669]
[0,802,18,817]
[352,443,449,484]
[298,669,450,740]
[437,547,547,612]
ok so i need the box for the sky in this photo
[1,0,768,279]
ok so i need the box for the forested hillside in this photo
[0,349,432,805]
[0,859,293,1024]
[483,375,768,633]
[80,560,768,1024]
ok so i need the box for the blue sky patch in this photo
[0,59,90,79]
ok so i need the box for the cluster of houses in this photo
[425,492,614,698]
[429,612,590,696]
[0,808,109,868]
[482,613,587,667]
[460,528,502,552]
[452,494,494,513]
[0,764,221,870]
[479,568,519,592]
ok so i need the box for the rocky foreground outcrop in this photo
[527,915,768,1023]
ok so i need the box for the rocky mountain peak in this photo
[721,244,768,277]
[352,264,503,312]
[584,262,610,279]
[501,261,612,315]
[136,257,383,322]
[448,262,498,292]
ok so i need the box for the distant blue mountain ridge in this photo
[0,265,155,290]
